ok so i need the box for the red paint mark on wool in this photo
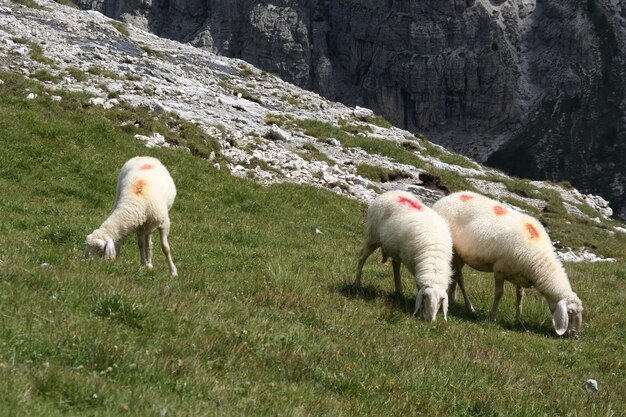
[459,194,474,202]
[493,205,507,216]
[133,179,147,195]
[397,196,424,211]
[139,164,154,170]
[525,223,540,240]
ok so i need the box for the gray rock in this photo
[563,202,585,218]
[71,0,626,221]
[265,126,289,142]
[0,0,620,264]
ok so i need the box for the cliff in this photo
[2,0,624,259]
[70,0,626,219]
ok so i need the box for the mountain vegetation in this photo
[0,1,625,415]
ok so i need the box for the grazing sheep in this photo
[354,190,453,321]
[85,156,178,276]
[432,191,583,336]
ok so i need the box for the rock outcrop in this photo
[0,0,622,261]
[72,0,626,220]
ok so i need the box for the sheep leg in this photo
[138,231,145,264]
[515,286,524,320]
[391,259,402,294]
[448,279,457,300]
[456,273,475,313]
[158,220,177,277]
[145,232,153,269]
[452,255,475,313]
[137,231,148,267]
[354,242,377,287]
[448,254,461,300]
[491,274,505,321]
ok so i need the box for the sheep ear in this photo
[552,299,568,336]
[413,288,426,317]
[104,239,116,260]
[441,291,449,321]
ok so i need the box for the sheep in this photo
[85,156,178,276]
[354,190,453,321]
[432,191,583,336]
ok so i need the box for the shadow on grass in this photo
[336,282,415,315]
[446,299,481,322]
[338,282,557,337]
[338,282,488,320]
[499,319,555,338]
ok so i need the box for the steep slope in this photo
[2,4,626,416]
[487,0,626,219]
[0,0,623,260]
[70,0,626,219]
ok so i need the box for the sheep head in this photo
[413,285,449,322]
[85,231,116,260]
[551,294,583,337]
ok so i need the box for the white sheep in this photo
[432,191,583,336]
[354,190,453,321]
[85,156,178,276]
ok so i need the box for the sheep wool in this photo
[432,191,583,336]
[85,156,178,276]
[354,190,453,321]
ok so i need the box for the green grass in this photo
[264,113,294,127]
[297,119,425,166]
[11,0,44,10]
[294,119,476,192]
[87,66,120,80]
[297,142,335,165]
[54,0,78,8]
[420,138,480,170]
[65,67,87,82]
[0,70,625,416]
[280,94,301,106]
[238,65,255,78]
[30,69,60,83]
[11,38,55,65]
[137,43,165,58]
[366,115,393,129]
[218,80,263,105]
[356,164,411,183]
[109,20,130,37]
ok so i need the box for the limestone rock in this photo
[71,0,626,220]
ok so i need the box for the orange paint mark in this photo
[459,194,474,202]
[493,205,507,216]
[398,196,424,211]
[139,163,154,170]
[525,223,540,240]
[133,179,147,195]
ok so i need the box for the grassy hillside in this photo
[0,71,625,416]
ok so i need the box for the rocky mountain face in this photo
[1,0,624,261]
[71,0,626,220]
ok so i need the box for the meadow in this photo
[0,71,624,416]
